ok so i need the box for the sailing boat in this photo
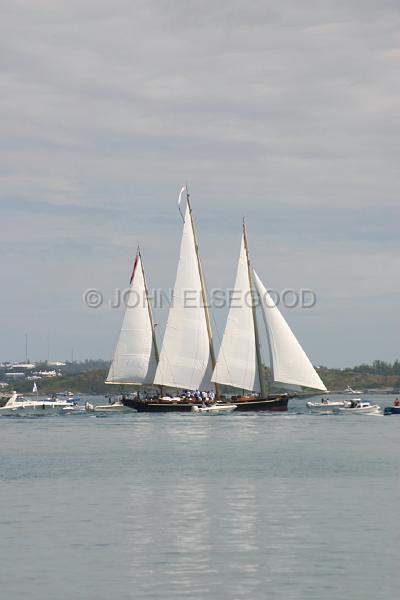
[108,190,325,412]
[122,188,217,412]
[211,223,326,410]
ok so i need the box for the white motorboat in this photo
[0,391,83,415]
[56,391,81,402]
[46,392,81,403]
[306,399,346,411]
[85,400,125,412]
[192,403,237,414]
[337,400,381,414]
[344,385,363,394]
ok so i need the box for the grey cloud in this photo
[0,0,399,365]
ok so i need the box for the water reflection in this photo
[1,396,400,599]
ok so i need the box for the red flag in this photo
[130,253,139,285]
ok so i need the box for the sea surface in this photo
[1,394,399,600]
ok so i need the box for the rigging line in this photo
[187,190,218,393]
[243,220,265,396]
[201,275,235,388]
[139,247,159,365]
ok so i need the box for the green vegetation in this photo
[13,370,110,395]
[317,367,400,393]
[312,361,400,392]
[1,360,113,396]
[2,359,400,396]
[352,360,400,376]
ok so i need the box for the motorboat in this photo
[0,392,25,413]
[0,391,83,415]
[384,406,400,415]
[85,399,125,412]
[384,401,400,415]
[192,403,237,414]
[306,399,346,411]
[337,400,381,414]
[344,385,363,394]
[46,393,80,403]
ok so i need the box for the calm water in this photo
[1,395,399,600]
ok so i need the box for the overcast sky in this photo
[1,0,399,367]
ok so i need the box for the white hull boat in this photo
[0,392,83,415]
[192,403,237,414]
[306,400,346,411]
[85,401,125,413]
[337,401,381,415]
[344,386,363,394]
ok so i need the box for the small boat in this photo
[384,404,400,415]
[337,400,381,414]
[192,403,237,414]
[0,392,26,414]
[46,393,80,403]
[306,399,346,411]
[0,391,83,415]
[344,385,363,394]
[85,399,125,412]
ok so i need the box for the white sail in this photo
[153,202,212,390]
[211,234,260,393]
[106,253,157,385]
[253,270,327,391]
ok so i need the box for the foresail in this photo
[211,235,260,393]
[106,254,157,384]
[153,202,212,390]
[253,270,327,391]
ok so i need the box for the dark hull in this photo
[123,399,196,412]
[384,406,400,415]
[230,395,289,412]
[122,395,290,413]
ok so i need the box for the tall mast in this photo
[242,221,266,397]
[187,190,219,395]
[138,247,159,364]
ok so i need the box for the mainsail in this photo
[153,198,213,390]
[106,250,158,385]
[253,270,327,391]
[211,232,261,393]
